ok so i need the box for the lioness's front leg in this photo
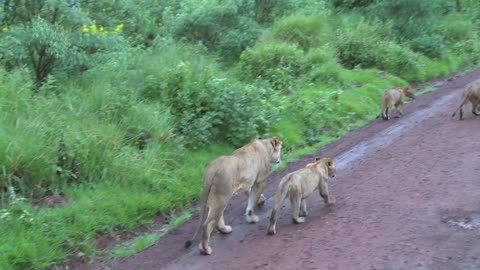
[245,181,265,223]
[472,103,479,116]
[217,210,232,234]
[395,102,404,118]
[319,180,335,206]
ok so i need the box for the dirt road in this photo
[107,70,480,270]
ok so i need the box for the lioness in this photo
[267,157,335,235]
[451,83,480,120]
[376,86,416,120]
[185,137,282,255]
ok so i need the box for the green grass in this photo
[111,211,191,258]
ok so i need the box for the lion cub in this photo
[376,86,415,120]
[267,157,336,235]
[451,83,480,120]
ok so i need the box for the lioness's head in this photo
[402,86,415,99]
[315,157,336,177]
[268,137,282,165]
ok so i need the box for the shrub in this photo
[167,0,261,63]
[408,35,444,59]
[160,63,277,147]
[76,0,162,46]
[332,0,376,10]
[267,15,332,51]
[335,24,424,80]
[216,18,262,63]
[437,14,477,42]
[239,42,304,89]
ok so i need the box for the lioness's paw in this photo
[218,225,233,234]
[299,210,309,217]
[199,244,212,255]
[293,217,306,224]
[246,214,260,223]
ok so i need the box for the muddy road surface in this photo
[101,70,480,270]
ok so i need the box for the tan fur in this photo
[376,86,415,120]
[451,83,480,120]
[185,137,282,255]
[267,157,336,235]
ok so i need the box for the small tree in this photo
[0,0,125,91]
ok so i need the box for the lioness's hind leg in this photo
[299,199,308,217]
[200,199,228,255]
[290,193,305,224]
[199,213,215,255]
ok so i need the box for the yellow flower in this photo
[2,27,8,32]
[90,24,97,34]
[82,25,89,33]
[115,23,124,32]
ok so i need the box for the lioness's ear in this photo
[272,137,282,147]
[315,157,320,161]
[256,135,262,140]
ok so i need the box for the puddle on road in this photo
[443,214,480,231]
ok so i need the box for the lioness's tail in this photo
[267,177,290,235]
[451,95,468,118]
[184,177,213,249]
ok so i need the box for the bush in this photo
[160,63,277,147]
[76,0,163,46]
[239,42,304,89]
[335,24,424,80]
[438,14,477,42]
[332,0,376,10]
[267,15,331,51]
[167,0,261,63]
[408,35,444,59]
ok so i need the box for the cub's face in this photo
[314,157,336,177]
[326,159,336,178]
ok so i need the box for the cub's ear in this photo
[326,158,333,166]
[256,136,262,140]
[315,157,321,161]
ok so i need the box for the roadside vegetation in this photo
[0,0,479,268]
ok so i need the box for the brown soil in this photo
[82,70,480,270]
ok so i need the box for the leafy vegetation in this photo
[0,0,479,268]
